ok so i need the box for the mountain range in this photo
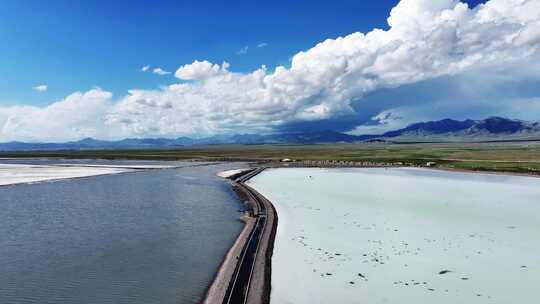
[1,117,539,151]
[381,117,540,142]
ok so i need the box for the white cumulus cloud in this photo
[2,0,540,141]
[1,89,114,142]
[175,60,230,80]
[152,67,171,75]
[141,65,150,72]
[33,85,48,92]
[110,0,540,136]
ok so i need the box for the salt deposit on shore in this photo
[216,168,250,178]
[248,167,540,304]
[57,164,176,169]
[0,164,131,186]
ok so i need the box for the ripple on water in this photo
[0,161,245,304]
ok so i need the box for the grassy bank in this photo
[2,141,540,175]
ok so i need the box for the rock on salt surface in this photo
[247,167,540,304]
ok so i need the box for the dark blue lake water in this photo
[0,160,244,304]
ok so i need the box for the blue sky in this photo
[0,0,488,106]
[2,0,539,142]
[0,0,399,105]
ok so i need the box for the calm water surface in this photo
[0,161,244,304]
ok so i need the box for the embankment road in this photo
[204,167,277,304]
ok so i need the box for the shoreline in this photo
[0,164,134,187]
[265,160,540,178]
[204,168,277,304]
[203,215,256,304]
[271,164,540,179]
[0,160,224,187]
[433,165,540,179]
[3,154,539,178]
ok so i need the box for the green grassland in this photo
[2,141,540,175]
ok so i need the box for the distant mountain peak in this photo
[383,118,476,137]
[472,117,525,133]
[382,117,540,141]
[1,117,539,151]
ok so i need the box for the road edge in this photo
[203,168,277,304]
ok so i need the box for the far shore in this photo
[1,141,539,177]
[0,164,133,186]
[265,160,540,179]
[272,163,540,179]
[0,160,215,187]
[432,165,540,179]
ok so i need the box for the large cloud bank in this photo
[2,0,540,141]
